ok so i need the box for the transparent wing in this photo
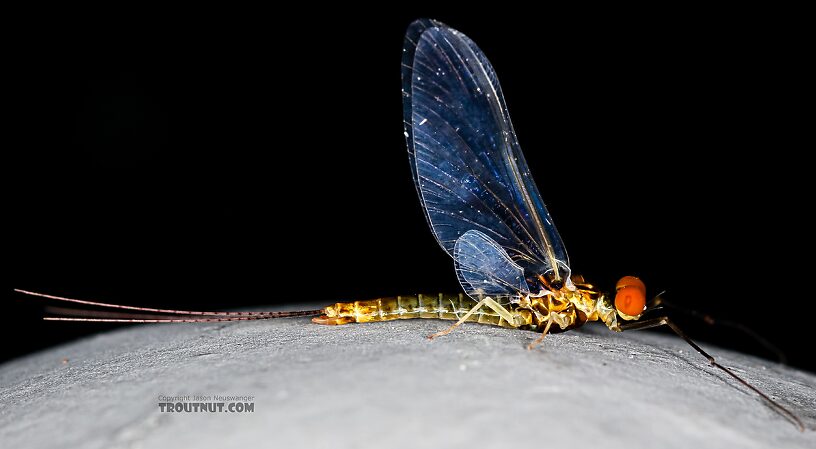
[454,230,530,298]
[401,19,571,284]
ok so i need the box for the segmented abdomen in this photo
[318,293,528,328]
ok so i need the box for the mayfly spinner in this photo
[16,19,804,430]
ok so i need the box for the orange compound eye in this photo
[615,287,646,317]
[616,276,646,297]
[615,276,646,318]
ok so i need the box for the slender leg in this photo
[481,296,519,326]
[527,314,553,351]
[428,296,520,339]
[651,297,787,364]
[427,297,488,339]
[621,316,804,431]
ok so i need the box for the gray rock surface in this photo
[1,303,814,449]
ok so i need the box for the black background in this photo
[7,7,813,373]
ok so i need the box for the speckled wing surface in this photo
[401,19,571,297]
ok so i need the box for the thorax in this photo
[519,278,620,332]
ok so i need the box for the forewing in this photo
[401,20,570,280]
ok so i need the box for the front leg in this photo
[620,316,804,431]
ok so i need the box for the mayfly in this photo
[16,19,804,430]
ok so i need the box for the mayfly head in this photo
[614,276,647,320]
